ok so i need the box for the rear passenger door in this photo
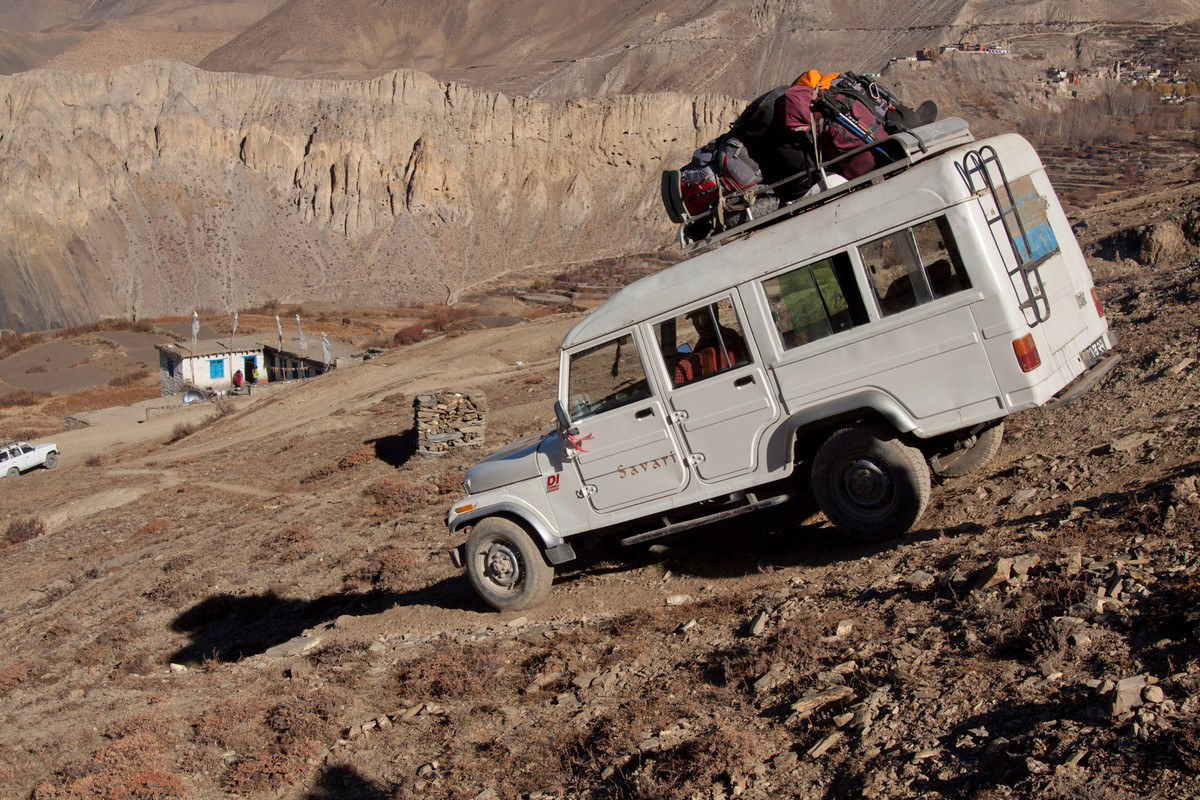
[653,298,780,482]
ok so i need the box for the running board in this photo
[620,494,792,547]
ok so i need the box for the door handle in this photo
[734,375,755,388]
[635,408,655,419]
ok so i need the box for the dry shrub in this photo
[344,545,418,589]
[0,331,43,357]
[337,444,375,470]
[397,641,515,699]
[0,660,34,692]
[192,689,344,794]
[43,381,159,415]
[363,479,435,513]
[263,523,313,548]
[635,724,772,798]
[85,454,102,467]
[0,389,49,407]
[25,363,47,373]
[299,464,335,484]
[223,743,321,794]
[393,324,432,346]
[74,641,111,667]
[161,554,193,573]
[5,517,47,546]
[138,518,170,537]
[31,731,184,800]
[434,470,465,495]
[108,369,149,387]
[143,577,206,606]
[260,523,316,563]
[165,422,195,444]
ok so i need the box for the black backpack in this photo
[827,72,937,134]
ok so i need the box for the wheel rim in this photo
[839,456,894,512]
[481,540,523,590]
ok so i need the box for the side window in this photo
[859,216,971,316]
[762,252,868,350]
[20,445,33,454]
[654,298,751,387]
[567,334,652,420]
[0,450,8,462]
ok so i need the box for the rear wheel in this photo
[465,517,554,611]
[43,452,58,469]
[812,423,930,542]
[930,422,1004,478]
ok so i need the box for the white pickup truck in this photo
[447,119,1119,610]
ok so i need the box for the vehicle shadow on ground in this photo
[168,576,478,665]
[301,765,392,800]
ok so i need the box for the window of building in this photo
[209,359,225,379]
[762,252,868,349]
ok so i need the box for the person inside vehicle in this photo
[673,307,748,385]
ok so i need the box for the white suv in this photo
[1,440,59,476]
[447,122,1119,611]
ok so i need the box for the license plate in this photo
[1081,336,1108,367]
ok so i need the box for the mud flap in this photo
[449,543,466,569]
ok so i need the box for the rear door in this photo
[653,297,780,481]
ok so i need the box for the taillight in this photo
[1013,334,1041,373]
[1090,287,1105,317]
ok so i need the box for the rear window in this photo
[762,252,868,350]
[858,216,971,317]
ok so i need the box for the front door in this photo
[564,331,689,513]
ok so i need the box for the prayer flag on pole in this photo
[321,332,331,366]
[191,311,199,345]
[296,314,307,350]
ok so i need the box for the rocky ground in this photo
[1,147,1199,800]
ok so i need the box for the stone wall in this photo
[414,390,486,456]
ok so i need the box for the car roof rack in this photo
[677,117,975,254]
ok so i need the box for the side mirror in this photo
[554,400,572,431]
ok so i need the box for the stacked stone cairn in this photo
[414,390,486,456]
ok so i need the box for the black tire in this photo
[6,467,18,477]
[43,451,58,469]
[465,517,554,611]
[930,422,1004,478]
[811,423,931,542]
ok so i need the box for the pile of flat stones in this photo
[414,390,486,456]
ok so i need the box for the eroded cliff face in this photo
[0,61,738,329]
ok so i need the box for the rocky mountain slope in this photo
[0,1,1198,330]
[0,61,736,330]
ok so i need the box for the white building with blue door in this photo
[155,337,266,396]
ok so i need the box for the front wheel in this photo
[43,452,58,469]
[5,467,18,477]
[812,423,931,542]
[465,517,554,611]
